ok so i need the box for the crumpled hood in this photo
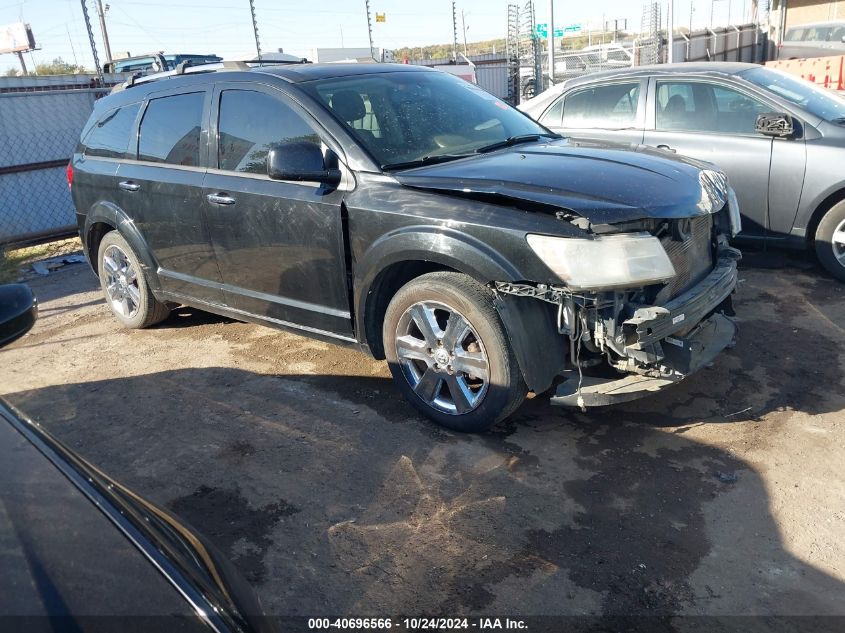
[393,138,719,225]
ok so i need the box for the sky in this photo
[0,0,755,74]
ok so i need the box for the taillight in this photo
[66,161,73,190]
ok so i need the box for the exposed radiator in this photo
[660,215,714,300]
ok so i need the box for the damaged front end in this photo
[494,173,742,408]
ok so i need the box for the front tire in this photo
[383,272,527,432]
[97,231,170,328]
[815,200,845,282]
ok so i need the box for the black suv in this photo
[70,62,741,431]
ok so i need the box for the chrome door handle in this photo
[118,180,140,192]
[656,144,676,153]
[206,193,236,205]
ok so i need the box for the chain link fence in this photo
[0,73,125,280]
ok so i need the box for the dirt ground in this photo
[1,249,844,621]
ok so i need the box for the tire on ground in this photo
[97,230,170,328]
[382,271,527,432]
[815,200,845,282]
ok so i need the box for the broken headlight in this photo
[526,232,677,291]
[727,186,742,237]
[697,169,729,214]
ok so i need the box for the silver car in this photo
[778,21,845,60]
[520,62,845,281]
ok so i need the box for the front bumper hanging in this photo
[551,253,739,408]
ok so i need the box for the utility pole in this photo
[80,0,103,81]
[452,2,458,61]
[364,0,375,60]
[668,0,674,62]
[548,0,555,83]
[94,0,112,62]
[690,0,694,34]
[15,51,28,75]
[462,10,468,57]
[248,0,262,61]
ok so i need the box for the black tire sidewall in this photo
[815,202,845,282]
[383,274,522,432]
[97,231,156,328]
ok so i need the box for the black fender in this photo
[354,225,523,344]
[493,293,567,395]
[83,202,162,293]
[354,226,566,392]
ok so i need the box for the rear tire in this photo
[97,231,170,328]
[815,200,845,282]
[383,272,527,432]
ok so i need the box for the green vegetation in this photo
[394,38,507,61]
[34,57,89,76]
[394,31,629,62]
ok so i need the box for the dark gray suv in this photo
[70,62,740,431]
[521,62,845,281]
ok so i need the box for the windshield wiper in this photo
[474,132,561,154]
[381,154,473,171]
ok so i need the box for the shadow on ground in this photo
[6,364,844,618]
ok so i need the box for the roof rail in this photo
[109,59,276,93]
[174,59,193,75]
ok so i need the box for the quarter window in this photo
[84,103,141,158]
[562,82,640,129]
[656,81,769,134]
[539,97,564,127]
[138,92,204,166]
[217,90,321,174]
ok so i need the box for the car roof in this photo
[786,20,845,29]
[102,62,435,108]
[257,62,432,82]
[562,61,760,89]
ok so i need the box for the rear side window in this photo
[217,90,320,174]
[803,26,831,41]
[84,103,141,158]
[138,92,205,166]
[562,82,640,129]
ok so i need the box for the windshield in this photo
[740,66,845,122]
[301,70,551,168]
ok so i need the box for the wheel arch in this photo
[355,227,524,359]
[804,185,845,247]
[83,202,161,291]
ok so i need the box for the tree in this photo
[34,57,88,75]
[3,67,19,76]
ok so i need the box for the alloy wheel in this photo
[833,217,845,267]
[394,301,490,415]
[102,244,140,319]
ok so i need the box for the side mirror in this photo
[0,284,37,348]
[267,142,342,187]
[755,112,795,138]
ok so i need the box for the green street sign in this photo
[534,23,571,38]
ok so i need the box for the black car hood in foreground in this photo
[394,139,716,225]
[0,397,273,632]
